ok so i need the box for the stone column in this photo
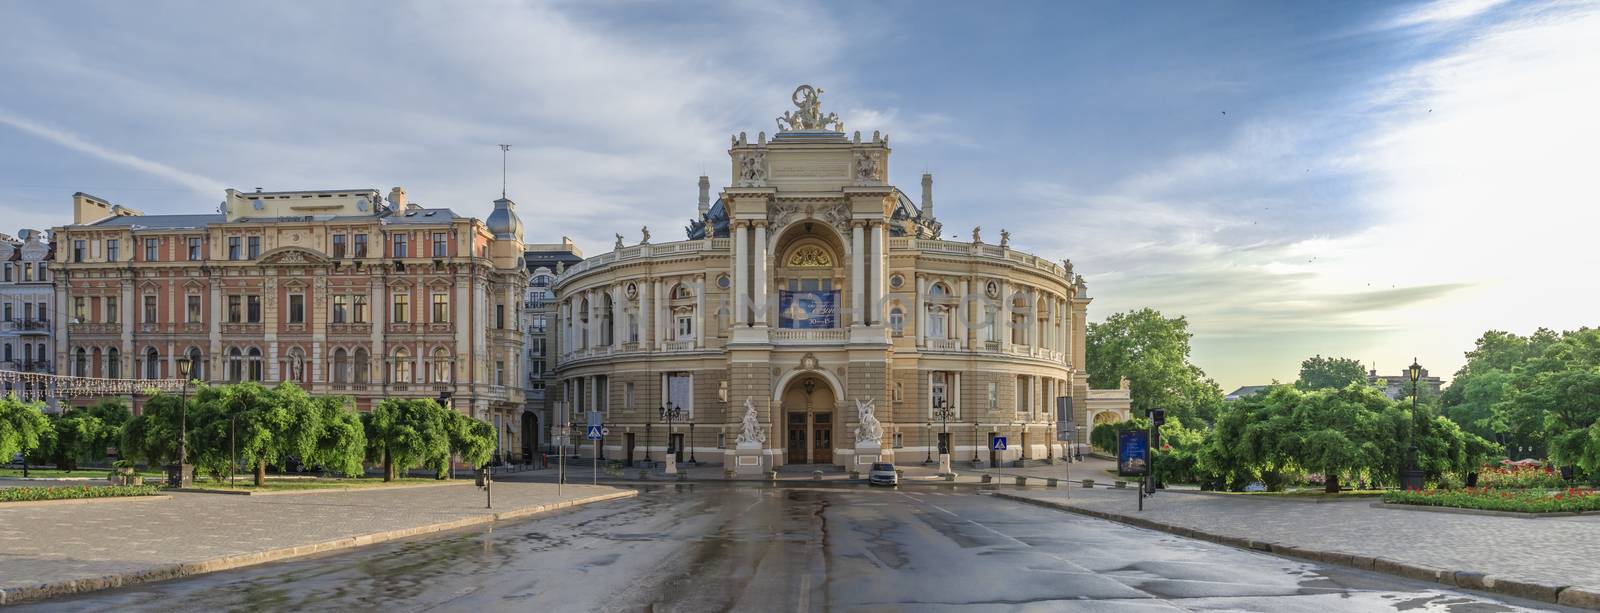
[966,276,978,347]
[850,222,864,326]
[997,279,1010,352]
[695,275,706,347]
[914,274,926,347]
[639,279,654,351]
[873,222,888,326]
[733,222,748,326]
[753,222,768,326]
[612,285,624,350]
[654,279,667,346]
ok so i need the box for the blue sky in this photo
[2,0,1596,390]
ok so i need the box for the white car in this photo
[867,462,898,486]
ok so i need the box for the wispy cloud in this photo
[0,109,225,195]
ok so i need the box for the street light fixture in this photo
[933,404,955,457]
[660,403,683,463]
[167,357,194,488]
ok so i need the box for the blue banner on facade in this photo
[1118,430,1149,477]
[778,291,837,329]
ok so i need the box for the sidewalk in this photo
[0,481,634,605]
[996,483,1600,609]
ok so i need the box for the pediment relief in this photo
[256,247,329,266]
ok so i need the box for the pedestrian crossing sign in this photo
[586,425,603,440]
[991,436,1007,451]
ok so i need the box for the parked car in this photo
[867,462,898,487]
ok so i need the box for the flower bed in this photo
[0,484,162,503]
[1477,464,1565,489]
[1383,487,1599,513]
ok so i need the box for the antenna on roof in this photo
[497,144,512,199]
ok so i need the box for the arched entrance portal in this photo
[780,375,838,465]
[521,411,539,464]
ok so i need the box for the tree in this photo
[0,396,52,476]
[363,398,451,481]
[1441,329,1560,455]
[1494,328,1600,473]
[305,395,366,477]
[1287,384,1395,492]
[446,411,496,471]
[120,392,188,467]
[1293,355,1367,391]
[1087,308,1224,424]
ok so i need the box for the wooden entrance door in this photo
[989,432,999,467]
[813,413,833,464]
[624,433,636,467]
[788,413,807,462]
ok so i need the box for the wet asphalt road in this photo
[23,483,1570,612]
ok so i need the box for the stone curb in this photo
[0,495,171,509]
[0,489,637,607]
[990,493,1592,611]
[1370,501,1589,519]
[172,480,471,497]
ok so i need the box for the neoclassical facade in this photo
[49,189,529,446]
[555,87,1129,469]
[1,229,57,399]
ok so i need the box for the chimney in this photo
[921,172,934,219]
[388,187,407,212]
[697,175,710,216]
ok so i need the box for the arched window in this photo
[107,347,121,379]
[889,305,905,336]
[669,284,697,341]
[432,348,450,384]
[188,347,204,382]
[74,348,87,376]
[393,347,412,384]
[333,348,349,384]
[285,347,306,383]
[578,298,590,348]
[228,347,244,383]
[35,344,46,364]
[145,348,160,379]
[926,283,951,341]
[599,294,613,346]
[354,348,370,384]
[248,347,263,381]
[2,343,10,363]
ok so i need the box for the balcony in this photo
[0,320,50,333]
[425,322,454,334]
[328,323,373,335]
[0,360,51,373]
[770,329,848,344]
[923,338,963,351]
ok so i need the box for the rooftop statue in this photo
[777,85,844,132]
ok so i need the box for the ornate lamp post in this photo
[644,422,652,465]
[167,357,194,488]
[687,418,697,465]
[972,422,980,463]
[933,405,955,456]
[923,421,934,465]
[1399,358,1424,490]
[660,403,683,463]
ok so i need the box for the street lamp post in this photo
[933,406,955,455]
[923,422,934,465]
[644,423,652,465]
[1399,358,1425,490]
[687,419,697,465]
[659,404,683,462]
[167,357,194,488]
[972,422,980,464]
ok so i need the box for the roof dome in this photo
[486,197,523,240]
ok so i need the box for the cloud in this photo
[0,109,226,195]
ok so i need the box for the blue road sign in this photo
[991,436,1008,451]
[586,425,603,440]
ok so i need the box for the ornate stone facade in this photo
[555,87,1130,470]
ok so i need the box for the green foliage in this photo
[448,411,496,469]
[120,393,188,466]
[0,395,53,465]
[363,398,451,481]
[1383,487,1600,513]
[1293,355,1368,391]
[1090,417,1149,453]
[0,484,161,503]
[1086,308,1225,425]
[1479,327,1600,473]
[1153,417,1207,485]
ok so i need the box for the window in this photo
[107,347,120,379]
[3,344,10,361]
[1016,376,1031,415]
[188,237,202,261]
[187,347,204,381]
[889,306,905,336]
[35,263,44,282]
[392,292,409,323]
[496,304,505,329]
[106,239,119,262]
[74,348,87,376]
[23,303,31,322]
[531,315,547,332]
[676,313,693,339]
[228,348,243,382]
[393,233,408,258]
[432,348,450,383]
[432,232,447,257]
[353,348,370,384]
[186,295,202,323]
[3,264,10,282]
[495,360,505,386]
[354,234,368,258]
[247,295,261,323]
[228,295,242,323]
[247,236,261,259]
[624,381,635,409]
[393,347,412,383]
[105,297,118,324]
[2,304,10,322]
[333,349,350,384]
[143,295,157,323]
[35,302,44,322]
[73,297,86,321]
[288,294,305,324]
[987,382,998,409]
[353,295,368,323]
[332,234,347,259]
[228,237,241,260]
[145,238,159,261]
[332,295,348,323]
[248,347,263,381]
[530,359,545,377]
[930,372,949,411]
[432,293,448,323]
[20,264,31,282]
[594,375,608,413]
[145,348,160,379]
[73,240,86,262]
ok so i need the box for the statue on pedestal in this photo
[736,398,766,446]
[854,398,883,446]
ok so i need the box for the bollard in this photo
[813,470,823,481]
[1115,480,1127,489]
[1047,478,1059,488]
[1015,476,1027,486]
[981,474,993,484]
[1082,479,1095,488]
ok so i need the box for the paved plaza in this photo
[0,481,631,605]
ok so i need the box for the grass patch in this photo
[1383,487,1600,513]
[0,468,164,479]
[187,477,444,492]
[1210,489,1387,498]
[0,484,162,503]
